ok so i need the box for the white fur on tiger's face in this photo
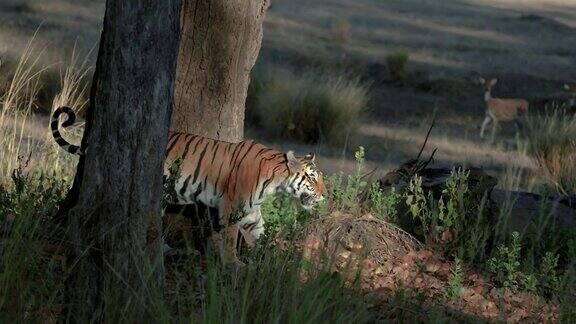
[281,152,326,210]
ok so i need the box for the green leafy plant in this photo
[369,185,400,222]
[444,257,464,299]
[488,232,522,290]
[522,274,538,293]
[538,252,562,296]
[260,196,312,238]
[405,175,431,232]
[440,168,470,230]
[327,146,368,214]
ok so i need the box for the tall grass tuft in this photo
[0,35,45,183]
[196,242,372,324]
[0,168,68,321]
[250,67,368,146]
[523,109,576,196]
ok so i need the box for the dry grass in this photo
[251,67,368,146]
[0,37,88,184]
[0,34,44,182]
[524,110,576,195]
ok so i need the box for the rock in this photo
[378,161,497,197]
[377,162,498,233]
[376,160,575,236]
[490,189,576,233]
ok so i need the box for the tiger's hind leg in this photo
[224,222,243,265]
[214,203,244,266]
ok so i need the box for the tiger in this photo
[51,106,326,264]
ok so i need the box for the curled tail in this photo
[51,106,84,156]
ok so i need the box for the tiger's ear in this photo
[490,78,498,86]
[304,152,315,163]
[478,77,486,85]
[286,151,302,173]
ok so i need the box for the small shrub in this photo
[488,232,522,290]
[260,195,312,238]
[405,175,431,232]
[523,274,538,293]
[404,168,492,262]
[439,168,470,230]
[538,252,562,297]
[369,185,400,222]
[330,18,350,45]
[444,258,464,299]
[385,52,409,81]
[250,67,368,146]
[328,146,368,213]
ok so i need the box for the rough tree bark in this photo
[171,0,269,142]
[62,1,181,320]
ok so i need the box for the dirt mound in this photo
[299,212,560,322]
[301,211,420,265]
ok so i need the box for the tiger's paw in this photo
[225,258,246,269]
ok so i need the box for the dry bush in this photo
[523,109,576,195]
[250,67,368,146]
[385,52,409,81]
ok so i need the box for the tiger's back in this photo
[164,132,289,213]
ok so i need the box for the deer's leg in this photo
[479,115,492,138]
[490,120,498,140]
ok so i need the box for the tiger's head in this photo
[285,151,326,210]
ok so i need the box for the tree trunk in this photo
[62,1,181,321]
[171,0,269,142]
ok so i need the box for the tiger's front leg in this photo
[238,208,265,247]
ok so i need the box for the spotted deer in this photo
[564,83,576,108]
[478,77,529,139]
